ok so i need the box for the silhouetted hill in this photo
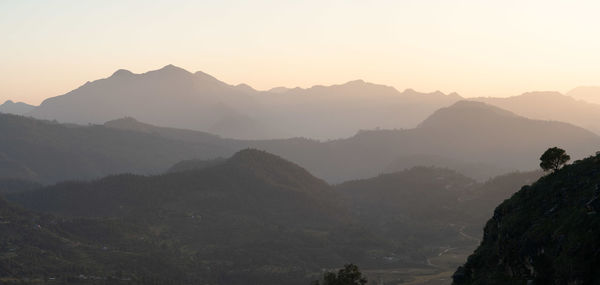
[411,101,599,170]
[474,91,600,134]
[105,101,600,183]
[27,65,276,139]
[418,100,518,129]
[0,100,35,115]
[336,167,542,274]
[384,154,509,181]
[6,149,385,284]
[453,153,600,284]
[26,65,462,139]
[338,167,541,237]
[0,113,234,183]
[10,149,343,224]
[3,101,599,185]
[337,167,477,245]
[338,167,475,219]
[262,101,599,182]
[4,149,549,284]
[104,116,225,145]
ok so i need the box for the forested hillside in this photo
[453,153,600,284]
[3,149,545,284]
[5,150,386,284]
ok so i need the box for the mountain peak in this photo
[419,100,518,129]
[226,149,326,189]
[111,69,134,78]
[103,116,159,134]
[161,64,178,70]
[153,64,192,75]
[234,83,256,92]
[0,100,35,115]
[343,79,366,85]
[193,70,223,83]
[229,148,291,166]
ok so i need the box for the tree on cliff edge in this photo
[540,147,570,172]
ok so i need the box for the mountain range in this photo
[103,101,600,182]
[24,65,461,140]
[3,149,545,284]
[6,65,600,142]
[242,100,598,182]
[1,65,600,284]
[3,150,383,284]
[1,98,598,184]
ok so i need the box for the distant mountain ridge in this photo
[9,65,600,139]
[27,65,275,139]
[0,100,35,115]
[25,65,462,139]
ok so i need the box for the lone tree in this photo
[540,147,570,172]
[312,264,367,285]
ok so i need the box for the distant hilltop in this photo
[0,100,35,115]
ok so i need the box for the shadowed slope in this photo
[453,153,600,284]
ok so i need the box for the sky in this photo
[1,0,599,105]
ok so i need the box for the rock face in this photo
[453,152,600,285]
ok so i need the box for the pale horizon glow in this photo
[1,0,600,105]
